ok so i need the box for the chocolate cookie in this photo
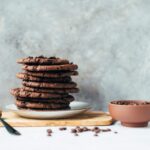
[22,81,77,89]
[17,96,74,103]
[22,64,78,72]
[17,56,69,65]
[11,88,70,99]
[17,106,70,110]
[16,73,72,83]
[16,100,70,110]
[25,70,78,78]
[23,86,79,94]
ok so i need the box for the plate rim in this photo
[6,101,91,112]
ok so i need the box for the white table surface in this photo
[0,122,149,150]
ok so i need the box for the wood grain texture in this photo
[0,111,113,127]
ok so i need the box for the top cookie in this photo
[17,56,69,65]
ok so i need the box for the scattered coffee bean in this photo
[71,129,77,133]
[46,126,116,137]
[59,127,67,131]
[94,127,99,130]
[95,129,101,134]
[77,128,83,133]
[94,133,98,136]
[101,128,111,132]
[91,126,99,132]
[47,129,52,133]
[107,128,111,131]
[47,133,52,136]
[75,126,83,132]
[74,133,79,136]
[83,127,89,131]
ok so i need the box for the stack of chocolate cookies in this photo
[11,56,79,110]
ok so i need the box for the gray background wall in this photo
[0,0,150,110]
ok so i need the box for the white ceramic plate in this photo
[6,101,91,119]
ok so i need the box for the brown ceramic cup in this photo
[109,100,150,127]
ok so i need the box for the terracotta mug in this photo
[109,100,150,127]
